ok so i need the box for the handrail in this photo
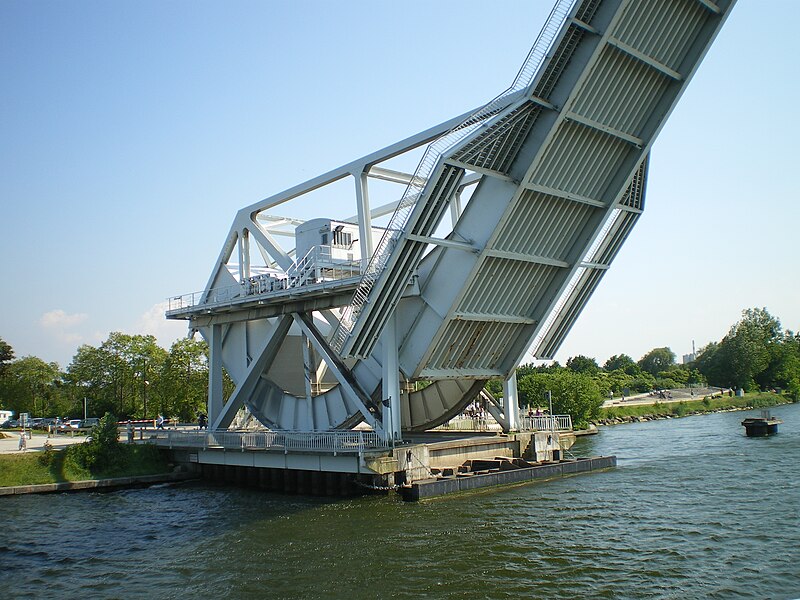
[435,414,573,432]
[166,246,361,313]
[331,0,579,354]
[520,414,573,432]
[151,429,390,452]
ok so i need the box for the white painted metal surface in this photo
[167,0,737,441]
[154,429,389,452]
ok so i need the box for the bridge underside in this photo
[167,0,736,441]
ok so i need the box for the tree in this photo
[638,347,675,377]
[0,337,14,374]
[518,370,602,428]
[694,308,796,392]
[764,331,800,392]
[66,332,168,419]
[700,308,782,391]
[603,354,639,375]
[158,337,210,421]
[725,308,781,391]
[2,356,62,416]
[69,412,122,472]
[566,355,599,375]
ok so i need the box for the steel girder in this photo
[167,0,737,437]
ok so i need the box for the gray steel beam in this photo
[210,315,293,430]
[606,38,684,81]
[293,313,385,437]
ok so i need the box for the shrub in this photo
[37,440,55,467]
[672,402,688,417]
[65,412,121,473]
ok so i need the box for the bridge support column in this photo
[208,324,224,425]
[503,371,521,432]
[354,170,374,272]
[302,333,315,429]
[382,313,402,443]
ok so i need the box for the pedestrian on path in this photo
[18,431,27,451]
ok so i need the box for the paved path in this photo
[0,431,89,454]
[601,387,729,408]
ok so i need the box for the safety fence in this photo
[436,414,573,433]
[149,429,389,453]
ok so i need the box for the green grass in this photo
[598,392,792,421]
[0,444,171,488]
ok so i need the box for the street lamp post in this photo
[140,361,149,419]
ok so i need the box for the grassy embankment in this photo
[595,391,794,424]
[0,443,170,488]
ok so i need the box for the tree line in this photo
[485,307,799,428]
[0,332,219,422]
[1,307,797,427]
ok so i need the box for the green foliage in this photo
[603,354,639,375]
[157,337,211,421]
[0,331,216,422]
[37,440,55,467]
[596,391,790,421]
[518,370,603,429]
[0,443,169,487]
[66,332,170,419]
[695,308,792,392]
[638,347,676,376]
[0,356,62,417]
[654,378,680,390]
[485,379,503,398]
[566,355,600,375]
[65,412,121,472]
[630,376,656,393]
[0,337,14,375]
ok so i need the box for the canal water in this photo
[3,403,799,599]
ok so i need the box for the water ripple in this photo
[3,404,800,598]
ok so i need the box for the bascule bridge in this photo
[165,0,736,494]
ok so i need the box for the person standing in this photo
[18,431,27,451]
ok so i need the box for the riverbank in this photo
[0,471,198,496]
[0,442,172,489]
[592,391,795,426]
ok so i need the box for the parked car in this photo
[80,418,100,429]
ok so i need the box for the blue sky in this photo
[1,1,798,369]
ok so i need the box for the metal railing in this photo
[436,417,497,432]
[520,414,573,432]
[150,429,389,453]
[166,246,361,314]
[435,414,573,432]
[331,0,578,353]
[286,245,361,289]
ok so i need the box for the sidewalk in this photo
[0,431,89,454]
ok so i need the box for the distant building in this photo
[682,353,696,364]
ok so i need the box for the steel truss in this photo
[167,0,737,442]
